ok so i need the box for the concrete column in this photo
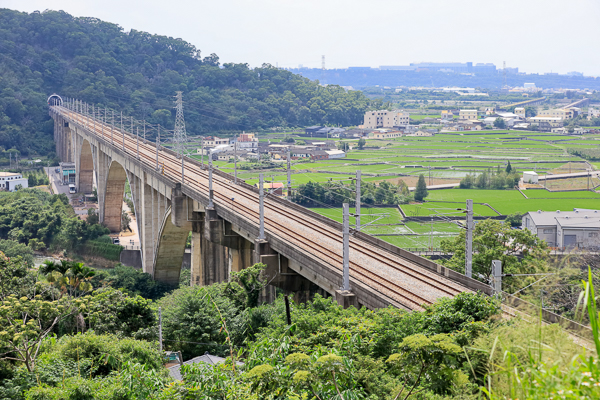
[191,218,204,286]
[96,150,109,222]
[78,140,94,194]
[229,237,253,274]
[103,161,126,232]
[140,172,155,275]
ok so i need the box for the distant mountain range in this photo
[288,66,600,90]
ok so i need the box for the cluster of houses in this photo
[196,133,347,162]
[350,102,598,135]
[443,101,596,133]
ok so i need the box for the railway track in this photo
[57,106,470,310]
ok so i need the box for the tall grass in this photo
[480,267,600,399]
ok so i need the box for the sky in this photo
[3,0,600,76]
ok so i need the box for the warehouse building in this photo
[522,209,600,250]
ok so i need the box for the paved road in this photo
[408,183,459,191]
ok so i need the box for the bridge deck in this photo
[54,106,477,310]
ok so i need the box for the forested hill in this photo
[0,9,383,156]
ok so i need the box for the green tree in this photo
[493,117,506,129]
[387,333,463,397]
[84,287,155,339]
[505,212,522,227]
[505,160,512,173]
[0,294,79,372]
[414,174,428,202]
[357,138,366,150]
[440,219,549,287]
[27,175,37,188]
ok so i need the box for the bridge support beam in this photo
[191,207,254,286]
[77,139,94,194]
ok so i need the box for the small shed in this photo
[523,171,539,184]
[256,182,284,196]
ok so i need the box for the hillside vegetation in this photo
[0,8,383,155]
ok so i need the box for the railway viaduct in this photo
[48,96,492,311]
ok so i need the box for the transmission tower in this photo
[174,91,187,158]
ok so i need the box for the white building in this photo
[522,209,600,249]
[440,110,454,120]
[0,172,28,191]
[198,136,230,153]
[325,150,346,159]
[522,171,538,184]
[459,109,478,120]
[235,133,259,151]
[515,107,526,118]
[362,110,410,129]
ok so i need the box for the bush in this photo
[91,264,171,300]
[0,239,34,265]
[78,239,123,261]
[38,332,163,377]
[157,284,246,359]
[85,287,156,339]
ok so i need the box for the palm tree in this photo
[40,260,95,298]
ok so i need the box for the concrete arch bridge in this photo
[49,99,491,309]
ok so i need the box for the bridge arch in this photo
[153,206,191,286]
[47,93,63,106]
[103,160,129,233]
[78,139,94,194]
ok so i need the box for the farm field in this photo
[184,129,599,250]
[423,189,600,215]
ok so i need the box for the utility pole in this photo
[465,199,473,278]
[111,110,114,144]
[234,134,238,184]
[342,203,350,291]
[200,137,204,165]
[158,307,163,352]
[136,126,140,159]
[491,260,502,295]
[121,111,125,151]
[258,173,265,240]
[156,125,160,171]
[355,170,361,230]
[93,105,95,132]
[208,152,214,208]
[287,149,292,199]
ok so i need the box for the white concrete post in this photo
[208,153,214,208]
[342,203,350,291]
[258,173,265,240]
[356,170,361,230]
[492,260,502,295]
[234,135,238,184]
[466,199,473,278]
[287,150,292,198]
[156,125,160,170]
[121,111,125,151]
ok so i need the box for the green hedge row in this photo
[78,240,123,261]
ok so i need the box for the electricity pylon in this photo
[174,91,187,159]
